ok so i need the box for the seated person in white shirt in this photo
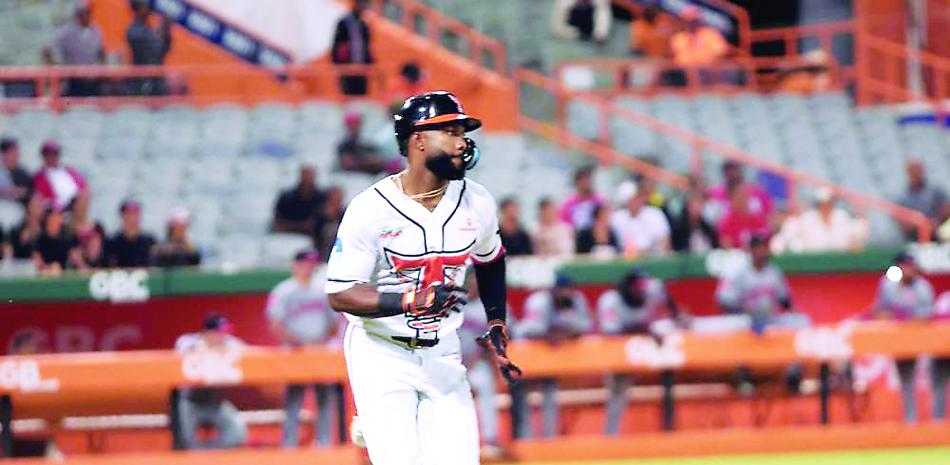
[609,181,671,259]
[30,140,91,227]
[771,187,868,254]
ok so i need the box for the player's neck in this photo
[399,167,447,196]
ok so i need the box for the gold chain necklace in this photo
[395,172,448,201]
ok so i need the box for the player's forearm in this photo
[474,257,507,324]
[327,284,402,318]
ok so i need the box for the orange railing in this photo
[515,68,933,242]
[369,0,507,73]
[0,63,398,110]
[855,33,950,109]
[553,55,843,96]
[749,20,856,85]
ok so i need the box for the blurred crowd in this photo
[490,158,948,263]
[554,1,834,92]
[0,136,200,276]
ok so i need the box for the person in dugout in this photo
[597,268,690,435]
[512,272,593,438]
[173,314,247,450]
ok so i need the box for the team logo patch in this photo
[379,227,403,239]
[459,217,477,232]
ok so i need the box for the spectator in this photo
[939,205,950,243]
[513,273,593,438]
[771,187,869,253]
[559,165,605,230]
[106,200,157,268]
[530,197,574,257]
[69,222,107,271]
[337,112,388,174]
[898,159,948,240]
[458,272,505,459]
[7,219,40,260]
[707,160,774,224]
[552,0,611,43]
[779,49,834,94]
[272,165,326,236]
[332,0,373,95]
[498,197,533,256]
[871,252,947,422]
[153,207,200,267]
[667,187,718,253]
[575,204,620,257]
[42,2,104,97]
[629,3,674,57]
[388,62,426,106]
[670,6,729,72]
[598,268,688,435]
[32,140,90,226]
[127,0,172,95]
[32,208,77,277]
[717,186,771,249]
[174,314,247,450]
[610,181,671,258]
[0,137,33,206]
[266,250,339,447]
[314,186,345,260]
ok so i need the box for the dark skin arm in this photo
[327,284,387,317]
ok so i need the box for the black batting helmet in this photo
[393,91,481,148]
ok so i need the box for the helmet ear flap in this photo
[462,137,479,170]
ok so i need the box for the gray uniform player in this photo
[514,273,593,438]
[873,252,946,422]
[266,250,340,446]
[597,268,684,435]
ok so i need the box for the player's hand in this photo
[477,320,523,385]
[402,283,467,318]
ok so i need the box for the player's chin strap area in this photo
[462,137,479,170]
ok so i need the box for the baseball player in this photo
[325,91,521,465]
[597,268,687,435]
[266,249,340,447]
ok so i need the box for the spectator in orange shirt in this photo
[669,6,728,86]
[779,49,834,94]
[629,4,674,58]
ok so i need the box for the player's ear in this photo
[412,132,425,152]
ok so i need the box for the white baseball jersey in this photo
[325,176,503,342]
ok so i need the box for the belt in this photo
[391,336,439,349]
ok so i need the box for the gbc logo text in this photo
[0,360,60,393]
[89,269,150,303]
[624,333,686,369]
[181,351,244,385]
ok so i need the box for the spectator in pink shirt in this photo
[707,161,773,225]
[717,186,770,249]
[558,165,605,230]
[31,140,90,227]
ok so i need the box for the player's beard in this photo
[424,151,466,181]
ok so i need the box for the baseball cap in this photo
[814,187,834,203]
[40,139,61,155]
[554,272,574,289]
[0,136,17,152]
[119,199,142,213]
[294,249,320,263]
[202,313,234,333]
[893,251,916,265]
[168,206,190,225]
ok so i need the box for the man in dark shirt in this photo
[272,165,326,236]
[498,197,533,256]
[331,0,373,95]
[336,112,387,174]
[33,208,77,276]
[107,200,157,267]
[126,0,172,95]
[0,137,33,206]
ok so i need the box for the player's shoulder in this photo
[340,177,393,217]
[460,178,498,214]
[597,289,620,305]
[271,277,297,294]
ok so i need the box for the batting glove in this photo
[477,320,523,385]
